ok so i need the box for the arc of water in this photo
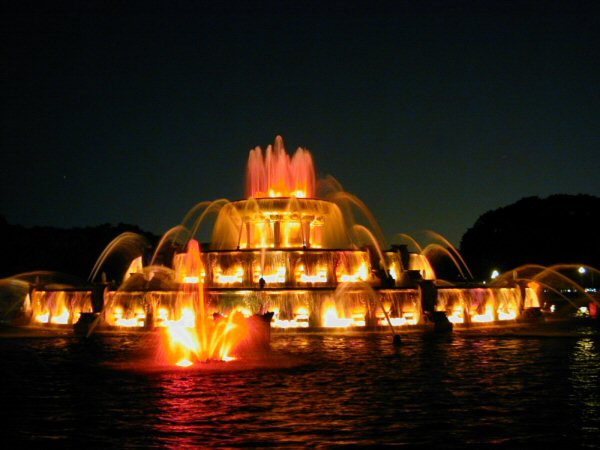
[328,191,388,250]
[489,264,548,287]
[150,225,191,267]
[423,230,474,281]
[316,175,345,199]
[392,233,424,254]
[422,243,468,282]
[180,201,215,231]
[189,199,231,241]
[532,264,600,307]
[88,232,148,283]
[492,264,600,309]
[0,278,31,321]
[352,224,388,272]
[514,277,582,310]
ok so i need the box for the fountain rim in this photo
[201,247,378,254]
[227,196,337,207]
[30,281,491,293]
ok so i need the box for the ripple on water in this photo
[0,323,598,447]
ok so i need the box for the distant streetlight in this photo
[491,270,500,280]
[578,266,587,290]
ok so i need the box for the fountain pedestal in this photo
[74,312,101,336]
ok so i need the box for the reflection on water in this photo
[570,337,600,441]
[1,323,599,448]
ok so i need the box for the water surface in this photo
[1,322,599,448]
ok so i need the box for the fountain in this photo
[4,135,598,364]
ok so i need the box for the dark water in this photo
[1,322,599,448]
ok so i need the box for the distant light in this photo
[578,266,587,274]
[491,270,500,279]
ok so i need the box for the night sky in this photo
[2,1,599,247]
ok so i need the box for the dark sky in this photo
[1,0,599,247]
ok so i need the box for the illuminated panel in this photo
[338,262,369,283]
[271,307,310,329]
[300,271,328,283]
[321,307,366,328]
[447,307,464,324]
[32,291,90,325]
[263,270,286,283]
[296,264,328,284]
[50,309,70,324]
[35,312,50,324]
[471,306,494,323]
[323,307,353,327]
[113,307,147,327]
[498,310,517,321]
[215,266,244,284]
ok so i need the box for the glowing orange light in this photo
[215,266,244,284]
[35,312,50,324]
[447,308,464,324]
[50,309,70,325]
[498,310,517,321]
[124,256,144,280]
[339,262,369,282]
[113,307,146,327]
[161,309,249,366]
[260,266,286,283]
[471,308,495,323]
[271,307,310,329]
[300,271,328,283]
[389,317,407,326]
[323,307,353,328]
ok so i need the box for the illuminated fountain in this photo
[6,135,577,354]
[89,136,542,335]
